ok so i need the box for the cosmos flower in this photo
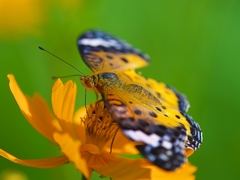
[0,74,197,180]
[0,0,44,40]
[0,0,84,40]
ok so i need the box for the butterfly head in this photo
[80,75,97,91]
[80,72,121,93]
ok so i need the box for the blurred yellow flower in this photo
[0,75,197,180]
[0,0,44,40]
[0,170,28,180]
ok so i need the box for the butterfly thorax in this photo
[80,72,122,93]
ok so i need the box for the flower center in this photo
[82,100,119,151]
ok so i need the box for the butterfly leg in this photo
[95,92,99,100]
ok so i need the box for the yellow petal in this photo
[93,158,151,180]
[52,79,77,136]
[8,74,60,144]
[73,106,87,144]
[0,149,68,168]
[53,133,91,179]
[143,161,197,180]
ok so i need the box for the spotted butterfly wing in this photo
[77,30,202,170]
[77,30,149,72]
[98,71,201,170]
[111,70,202,152]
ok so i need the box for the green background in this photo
[1,0,240,179]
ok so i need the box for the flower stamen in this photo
[80,100,119,152]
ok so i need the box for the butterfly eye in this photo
[99,73,119,80]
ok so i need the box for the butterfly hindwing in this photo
[77,30,150,72]
[119,70,202,150]
[102,87,187,170]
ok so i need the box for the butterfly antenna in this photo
[38,46,85,76]
[52,74,81,79]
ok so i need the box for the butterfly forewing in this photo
[77,30,150,72]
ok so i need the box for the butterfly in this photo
[77,30,202,171]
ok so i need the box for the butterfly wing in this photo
[121,70,202,151]
[121,69,190,112]
[77,30,150,72]
[121,70,202,150]
[99,71,202,170]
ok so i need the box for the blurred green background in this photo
[1,0,240,179]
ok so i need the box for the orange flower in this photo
[0,0,44,40]
[0,74,197,180]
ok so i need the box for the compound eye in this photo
[100,73,118,80]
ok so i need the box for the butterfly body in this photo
[80,72,121,92]
[77,30,202,171]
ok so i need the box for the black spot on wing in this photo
[149,111,157,118]
[175,115,181,119]
[120,57,128,63]
[133,108,142,115]
[106,55,113,59]
[155,107,162,112]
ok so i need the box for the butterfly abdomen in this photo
[124,84,160,105]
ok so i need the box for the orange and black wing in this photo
[99,71,202,170]
[77,30,150,72]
